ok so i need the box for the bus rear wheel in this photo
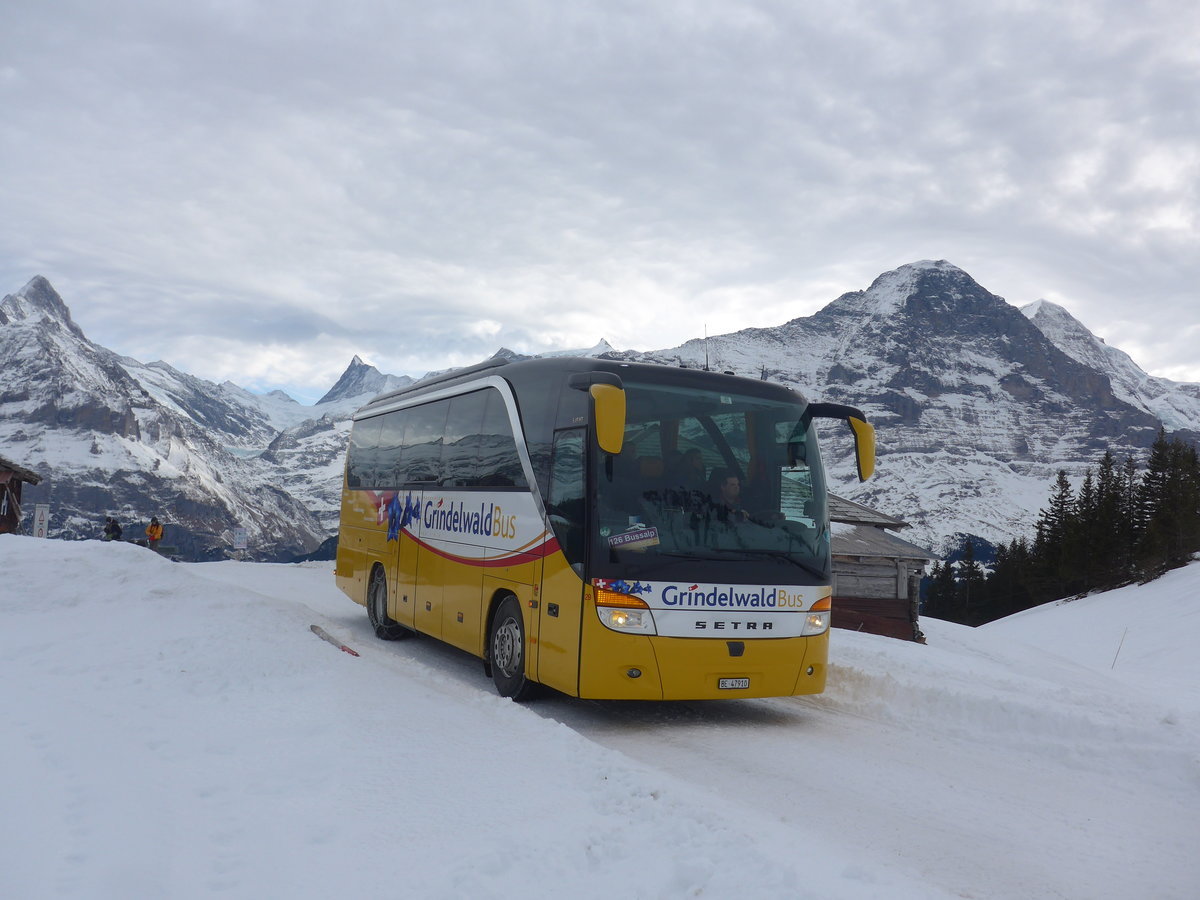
[489,596,537,701]
[367,567,410,640]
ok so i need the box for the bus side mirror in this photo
[590,384,625,455]
[847,416,875,482]
[805,402,876,482]
[569,371,626,455]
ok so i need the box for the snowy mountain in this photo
[1021,298,1200,442]
[606,261,1179,551]
[315,354,413,406]
[0,277,327,560]
[3,265,1197,559]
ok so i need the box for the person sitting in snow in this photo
[103,516,123,541]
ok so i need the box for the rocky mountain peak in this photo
[1,275,86,339]
[808,260,1006,333]
[317,356,413,405]
[1022,298,1200,437]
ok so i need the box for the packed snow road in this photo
[3,539,1196,899]
[196,554,1198,900]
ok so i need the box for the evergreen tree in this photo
[1074,470,1098,588]
[1137,430,1200,574]
[1116,454,1142,576]
[1092,452,1124,587]
[1031,470,1077,601]
[1137,429,1183,576]
[984,536,1036,620]
[957,539,986,624]
[924,560,958,621]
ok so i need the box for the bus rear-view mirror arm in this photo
[804,402,876,482]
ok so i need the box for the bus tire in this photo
[489,595,537,701]
[367,566,410,640]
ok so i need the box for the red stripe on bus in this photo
[402,531,562,567]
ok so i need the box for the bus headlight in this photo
[594,588,657,634]
[801,610,830,636]
[597,607,655,632]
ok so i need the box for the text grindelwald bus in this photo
[334,357,875,701]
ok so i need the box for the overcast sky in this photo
[3,1,1197,401]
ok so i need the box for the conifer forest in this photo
[924,430,1200,625]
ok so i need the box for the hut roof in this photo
[831,523,934,562]
[0,455,42,485]
[828,493,906,529]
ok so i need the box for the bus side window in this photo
[441,390,489,487]
[376,409,407,489]
[396,401,448,485]
[478,390,528,488]
[547,429,586,567]
[347,415,384,488]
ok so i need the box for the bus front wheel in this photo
[367,567,409,640]
[489,596,537,701]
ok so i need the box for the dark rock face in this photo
[795,262,1159,449]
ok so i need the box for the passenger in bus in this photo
[676,448,706,489]
[707,469,750,524]
[663,448,708,514]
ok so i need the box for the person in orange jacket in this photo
[146,516,164,552]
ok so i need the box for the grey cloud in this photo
[1,0,1197,390]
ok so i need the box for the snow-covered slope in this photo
[2,536,1195,899]
[1022,298,1200,438]
[0,277,325,559]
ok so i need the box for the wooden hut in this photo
[0,455,43,535]
[829,493,932,642]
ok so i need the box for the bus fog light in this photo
[801,611,830,636]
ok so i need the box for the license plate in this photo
[718,677,750,690]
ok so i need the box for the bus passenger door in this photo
[536,429,587,695]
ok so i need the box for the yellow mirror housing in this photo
[848,416,876,481]
[590,383,626,455]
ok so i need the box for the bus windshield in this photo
[591,379,830,582]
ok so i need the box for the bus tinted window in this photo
[594,380,829,579]
[347,415,383,488]
[376,409,407,487]
[478,390,528,488]
[441,390,489,486]
[396,401,448,485]
[548,429,585,565]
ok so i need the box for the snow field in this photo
[1,535,1197,899]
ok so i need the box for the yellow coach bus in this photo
[334,356,874,701]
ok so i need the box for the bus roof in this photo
[355,356,812,416]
